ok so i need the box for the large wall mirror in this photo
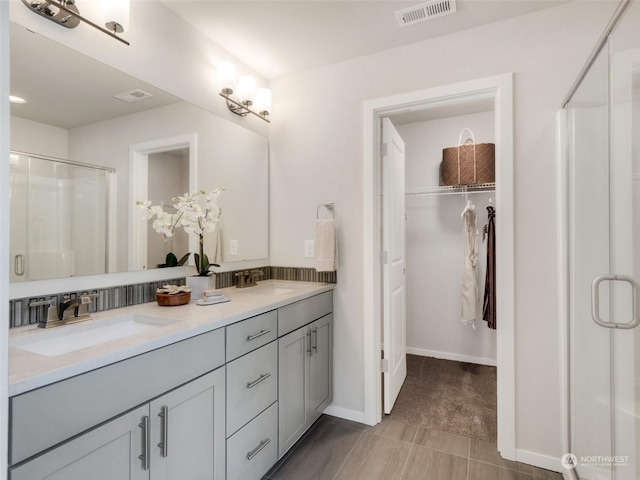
[9,22,269,285]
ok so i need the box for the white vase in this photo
[185,275,215,302]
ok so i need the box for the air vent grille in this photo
[395,0,456,27]
[114,89,153,103]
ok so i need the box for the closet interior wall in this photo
[396,110,497,366]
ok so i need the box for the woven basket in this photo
[156,291,191,306]
[440,128,495,186]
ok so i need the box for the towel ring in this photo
[317,202,335,219]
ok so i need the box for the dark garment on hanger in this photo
[482,206,497,330]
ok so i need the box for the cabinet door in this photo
[9,405,149,480]
[308,314,333,421]
[278,326,309,456]
[150,368,226,480]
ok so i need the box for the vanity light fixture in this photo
[10,95,26,104]
[217,61,272,123]
[21,0,130,46]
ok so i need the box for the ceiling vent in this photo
[114,89,153,103]
[395,0,456,27]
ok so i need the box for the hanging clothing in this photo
[461,207,478,328]
[482,206,497,329]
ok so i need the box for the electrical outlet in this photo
[304,240,315,258]
[230,240,238,256]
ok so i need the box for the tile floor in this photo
[264,356,563,480]
[263,415,564,480]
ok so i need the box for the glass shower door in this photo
[567,2,639,479]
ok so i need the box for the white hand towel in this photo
[315,219,337,272]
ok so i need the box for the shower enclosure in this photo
[563,1,639,479]
[10,152,114,282]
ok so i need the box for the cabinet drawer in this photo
[226,341,277,435]
[9,328,225,466]
[278,291,333,337]
[227,402,277,480]
[226,310,277,361]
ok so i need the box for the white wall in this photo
[268,0,616,462]
[10,116,68,159]
[397,112,496,365]
[1,1,10,475]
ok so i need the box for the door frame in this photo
[362,73,515,459]
[129,134,198,271]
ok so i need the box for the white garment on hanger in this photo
[461,207,478,329]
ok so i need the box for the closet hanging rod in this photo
[406,183,495,197]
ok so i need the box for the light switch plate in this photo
[230,240,238,256]
[304,240,314,258]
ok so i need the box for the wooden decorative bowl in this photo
[156,292,191,306]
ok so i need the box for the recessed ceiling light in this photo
[10,95,26,104]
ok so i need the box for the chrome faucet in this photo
[29,294,96,328]
[235,269,264,288]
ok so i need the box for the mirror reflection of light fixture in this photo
[218,62,271,123]
[21,0,130,46]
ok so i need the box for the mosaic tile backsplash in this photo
[9,266,337,328]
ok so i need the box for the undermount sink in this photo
[236,282,300,295]
[11,314,179,357]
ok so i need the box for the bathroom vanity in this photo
[7,281,334,480]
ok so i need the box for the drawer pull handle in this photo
[247,329,271,341]
[158,406,169,458]
[246,438,271,460]
[312,327,318,352]
[246,373,271,389]
[139,416,150,471]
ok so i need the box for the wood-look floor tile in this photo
[468,460,534,480]
[413,427,470,457]
[530,465,564,479]
[370,418,418,443]
[269,419,362,480]
[469,439,535,474]
[402,444,467,480]
[321,414,372,432]
[334,432,412,480]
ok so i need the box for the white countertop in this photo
[9,280,334,397]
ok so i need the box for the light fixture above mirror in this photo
[21,0,130,45]
[218,61,272,123]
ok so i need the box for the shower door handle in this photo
[591,274,640,329]
[14,254,25,276]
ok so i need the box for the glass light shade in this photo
[218,61,236,93]
[102,0,130,33]
[237,75,256,104]
[255,88,272,115]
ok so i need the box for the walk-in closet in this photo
[382,98,499,444]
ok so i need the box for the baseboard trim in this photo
[322,405,370,425]
[406,347,497,367]
[516,449,562,473]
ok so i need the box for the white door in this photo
[382,117,407,414]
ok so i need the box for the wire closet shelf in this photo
[405,183,495,197]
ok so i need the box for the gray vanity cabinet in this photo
[10,404,149,480]
[149,367,226,480]
[10,368,226,480]
[277,292,333,457]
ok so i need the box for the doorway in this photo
[363,73,516,459]
[129,134,197,271]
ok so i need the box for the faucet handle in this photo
[29,298,56,308]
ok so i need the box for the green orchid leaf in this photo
[177,253,191,266]
[165,252,178,267]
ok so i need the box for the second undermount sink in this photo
[236,282,301,295]
[11,314,179,357]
